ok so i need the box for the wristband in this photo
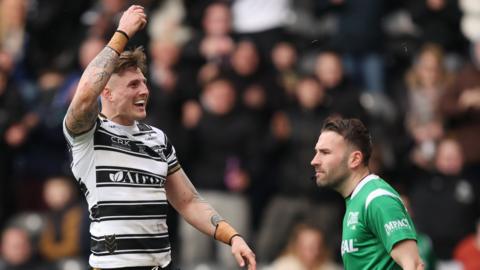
[115,29,130,40]
[214,221,241,245]
[107,31,129,55]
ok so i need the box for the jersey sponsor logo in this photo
[341,239,359,255]
[384,218,411,236]
[111,137,131,150]
[108,170,165,186]
[347,211,359,229]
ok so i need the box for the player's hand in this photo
[117,5,147,38]
[231,236,256,270]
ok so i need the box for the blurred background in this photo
[0,0,480,269]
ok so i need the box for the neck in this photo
[339,167,370,198]
[101,110,134,126]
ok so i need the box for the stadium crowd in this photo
[0,0,479,269]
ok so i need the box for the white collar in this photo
[351,174,379,199]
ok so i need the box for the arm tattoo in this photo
[181,175,220,225]
[66,47,118,135]
[210,214,225,227]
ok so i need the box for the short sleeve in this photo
[365,191,417,253]
[163,134,181,175]
[63,116,97,150]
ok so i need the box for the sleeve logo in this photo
[384,218,411,236]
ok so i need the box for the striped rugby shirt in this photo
[63,115,181,268]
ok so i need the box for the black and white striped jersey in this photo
[63,115,180,268]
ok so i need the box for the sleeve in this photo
[163,133,181,175]
[62,116,98,148]
[365,191,417,253]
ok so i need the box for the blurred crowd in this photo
[1,0,480,269]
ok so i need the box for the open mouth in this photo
[134,99,146,108]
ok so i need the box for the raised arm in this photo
[166,169,256,270]
[390,239,424,270]
[65,5,147,135]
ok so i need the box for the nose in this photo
[311,153,320,167]
[140,83,149,95]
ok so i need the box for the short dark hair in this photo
[321,117,372,166]
[114,47,147,75]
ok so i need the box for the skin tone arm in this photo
[390,239,425,270]
[64,5,146,135]
[166,169,256,270]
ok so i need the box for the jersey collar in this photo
[351,174,379,199]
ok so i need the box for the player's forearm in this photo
[65,46,118,134]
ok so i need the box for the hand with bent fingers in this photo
[117,5,147,38]
[231,236,256,270]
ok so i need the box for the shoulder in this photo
[364,187,402,210]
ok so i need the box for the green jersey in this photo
[341,174,417,269]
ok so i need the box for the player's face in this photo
[108,68,149,125]
[311,131,351,189]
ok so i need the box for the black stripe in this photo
[91,202,168,219]
[97,200,166,204]
[94,129,165,160]
[133,131,156,136]
[96,167,166,186]
[97,183,163,188]
[97,127,128,138]
[91,216,166,222]
[91,235,170,254]
[92,247,171,256]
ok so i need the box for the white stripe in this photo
[365,188,400,210]
[97,186,166,201]
[91,219,169,236]
[351,174,379,198]
[90,251,171,268]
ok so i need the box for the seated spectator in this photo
[0,226,49,270]
[270,223,341,270]
[454,218,480,270]
[38,176,83,262]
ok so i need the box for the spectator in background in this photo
[256,77,342,263]
[454,218,480,270]
[0,0,28,63]
[320,0,387,94]
[231,0,291,58]
[38,176,83,262]
[182,1,235,78]
[440,39,480,167]
[314,51,368,123]
[0,67,37,226]
[410,138,480,261]
[0,226,49,270]
[400,44,452,169]
[271,223,341,270]
[408,0,466,55]
[270,41,300,103]
[25,0,92,77]
[180,78,258,268]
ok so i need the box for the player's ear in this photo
[102,87,112,101]
[349,150,363,168]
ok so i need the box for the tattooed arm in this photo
[65,5,147,135]
[65,47,118,135]
[166,169,256,269]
